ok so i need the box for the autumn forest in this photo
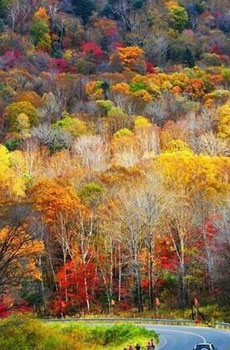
[1,0,230,321]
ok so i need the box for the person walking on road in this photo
[146,341,155,350]
[150,339,155,349]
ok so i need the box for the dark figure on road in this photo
[135,344,141,350]
[150,339,155,349]
[146,341,155,350]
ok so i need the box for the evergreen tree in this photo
[0,0,6,19]
[184,47,195,67]
[72,0,95,24]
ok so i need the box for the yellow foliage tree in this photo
[155,150,230,199]
[217,102,230,139]
[16,113,30,137]
[0,145,27,202]
[163,139,190,152]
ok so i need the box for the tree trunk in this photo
[148,245,154,310]
[135,262,143,312]
[110,241,113,306]
[63,250,68,303]
[82,257,90,313]
[84,272,90,313]
[178,261,187,308]
[38,257,47,314]
[118,244,122,302]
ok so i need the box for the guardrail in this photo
[43,317,230,331]
[215,321,230,331]
[43,317,195,326]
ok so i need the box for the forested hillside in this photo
[1,0,230,318]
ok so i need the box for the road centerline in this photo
[155,328,207,343]
[157,335,168,350]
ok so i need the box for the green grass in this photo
[0,314,159,350]
[51,322,159,350]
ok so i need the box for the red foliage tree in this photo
[146,61,156,74]
[48,58,76,73]
[81,42,103,60]
[0,50,20,70]
[0,302,9,318]
[55,260,99,313]
[211,44,221,55]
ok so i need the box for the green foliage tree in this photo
[96,100,114,116]
[53,115,90,137]
[30,20,50,46]
[79,182,105,206]
[169,5,188,32]
[221,68,230,88]
[5,101,39,131]
[169,39,195,66]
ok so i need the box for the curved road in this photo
[144,325,230,350]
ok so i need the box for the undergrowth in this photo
[0,314,159,350]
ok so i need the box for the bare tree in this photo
[42,0,62,28]
[22,138,46,178]
[144,34,168,67]
[164,195,195,308]
[109,0,132,31]
[133,179,166,309]
[114,187,146,312]
[125,11,151,46]
[191,133,230,156]
[74,135,110,172]
[6,0,31,31]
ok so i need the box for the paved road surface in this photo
[144,325,230,350]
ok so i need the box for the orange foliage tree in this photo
[0,207,44,296]
[110,46,146,73]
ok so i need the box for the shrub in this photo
[0,316,158,350]
[114,128,133,138]
[202,53,222,66]
[0,314,47,350]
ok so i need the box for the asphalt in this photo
[144,325,230,350]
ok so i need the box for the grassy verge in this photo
[85,304,230,323]
[0,314,159,350]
